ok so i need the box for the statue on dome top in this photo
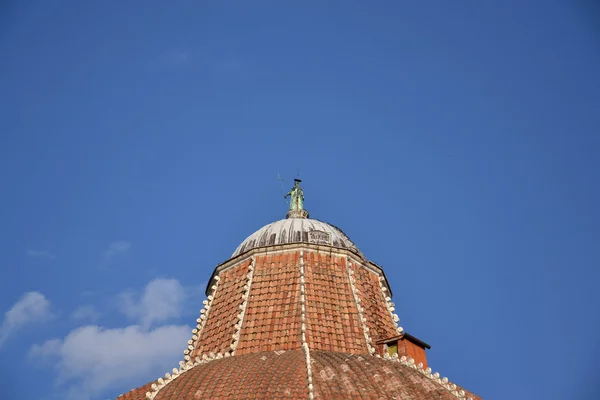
[285,179,304,212]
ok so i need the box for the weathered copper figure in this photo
[284,179,304,212]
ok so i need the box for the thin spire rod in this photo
[277,173,288,205]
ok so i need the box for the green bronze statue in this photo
[285,179,304,211]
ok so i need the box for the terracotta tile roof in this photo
[193,259,251,357]
[117,381,154,400]
[352,260,398,342]
[154,350,308,399]
[124,247,479,399]
[190,251,381,357]
[236,253,303,354]
[311,351,479,400]
[129,350,480,400]
[304,253,368,354]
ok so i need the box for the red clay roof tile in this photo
[131,351,480,400]
[125,247,479,399]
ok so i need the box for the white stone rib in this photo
[145,275,222,399]
[188,276,221,360]
[298,250,315,400]
[229,257,255,355]
[144,355,220,399]
[346,259,376,355]
[383,353,473,399]
[377,274,404,335]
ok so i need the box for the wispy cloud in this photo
[70,305,100,323]
[104,241,132,259]
[30,278,191,400]
[119,279,184,329]
[27,249,55,259]
[30,324,189,400]
[0,291,51,349]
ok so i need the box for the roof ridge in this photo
[229,258,256,355]
[381,354,477,400]
[298,250,315,400]
[144,353,221,399]
[377,270,405,336]
[346,258,377,355]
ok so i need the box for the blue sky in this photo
[1,1,599,399]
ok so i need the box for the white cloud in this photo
[119,279,184,328]
[27,249,55,259]
[71,305,100,323]
[29,278,194,399]
[104,241,131,258]
[0,291,51,349]
[30,324,190,400]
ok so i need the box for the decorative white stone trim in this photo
[229,257,255,355]
[184,275,221,361]
[143,275,222,399]
[144,354,221,399]
[298,250,315,400]
[377,274,404,335]
[346,259,376,355]
[382,354,474,400]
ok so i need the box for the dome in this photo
[120,350,478,400]
[121,179,481,400]
[232,218,360,257]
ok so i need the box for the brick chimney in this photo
[376,332,431,369]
